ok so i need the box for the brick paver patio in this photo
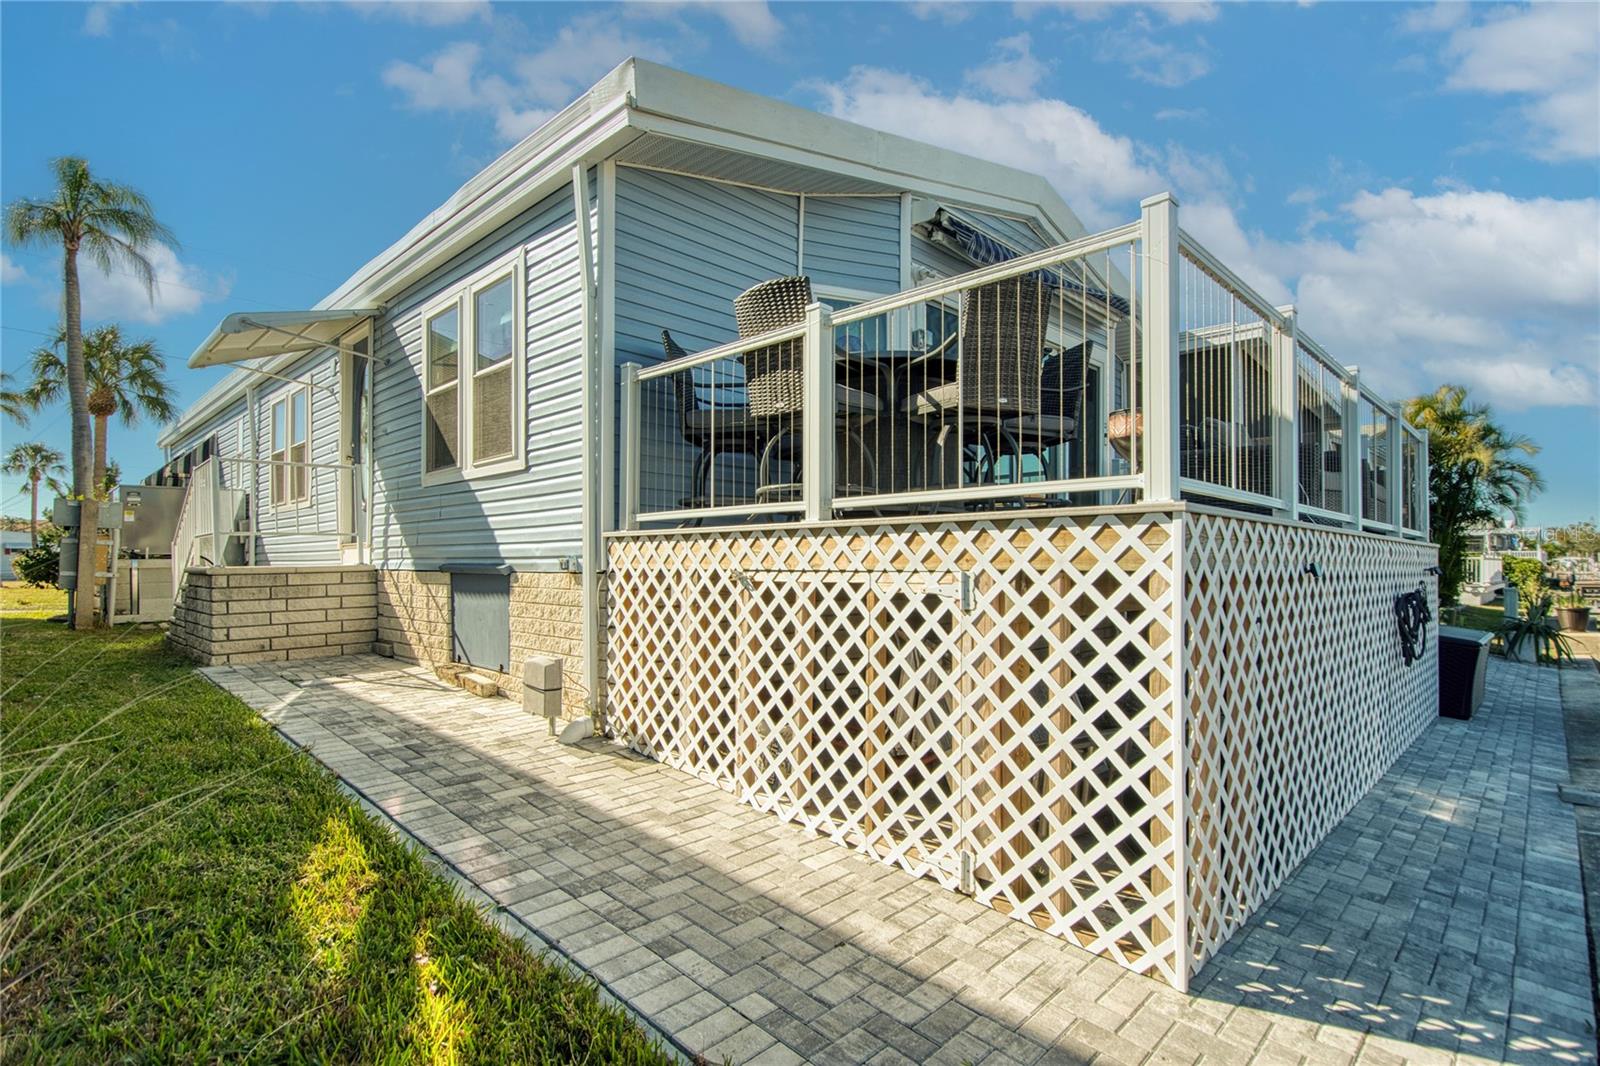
[203,656,1595,1065]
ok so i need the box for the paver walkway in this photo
[204,656,1595,1065]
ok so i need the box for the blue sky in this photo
[2,0,1596,524]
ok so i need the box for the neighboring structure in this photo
[1460,525,1546,604]
[0,529,33,582]
[160,59,1438,989]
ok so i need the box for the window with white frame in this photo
[270,384,310,506]
[423,302,460,476]
[421,254,524,481]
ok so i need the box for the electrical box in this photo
[51,498,123,531]
[116,484,187,556]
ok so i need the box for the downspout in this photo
[570,163,604,730]
[363,335,375,564]
[246,384,259,567]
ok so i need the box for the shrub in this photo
[1502,556,1545,613]
[11,525,63,588]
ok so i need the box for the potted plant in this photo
[1499,597,1576,665]
[1555,591,1592,633]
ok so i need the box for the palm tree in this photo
[5,157,176,627]
[1403,384,1544,605]
[0,371,28,422]
[26,324,175,496]
[2,442,68,548]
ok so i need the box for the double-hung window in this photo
[270,384,310,506]
[421,253,524,482]
[423,303,460,476]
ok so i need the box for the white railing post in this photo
[803,302,834,523]
[1343,369,1362,529]
[1273,306,1298,518]
[1387,407,1403,533]
[620,362,641,531]
[1420,428,1431,542]
[1140,193,1181,502]
[208,458,225,565]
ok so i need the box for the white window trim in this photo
[269,380,312,510]
[418,249,527,486]
[463,254,527,479]
[420,294,463,487]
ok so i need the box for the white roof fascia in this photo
[623,59,1087,242]
[161,92,637,447]
[164,58,1096,446]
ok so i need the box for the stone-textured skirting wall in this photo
[375,569,586,712]
[169,565,377,665]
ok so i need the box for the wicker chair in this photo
[733,276,880,420]
[908,278,1045,419]
[1006,341,1087,460]
[731,275,880,504]
[662,330,761,509]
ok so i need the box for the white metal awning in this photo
[188,308,380,369]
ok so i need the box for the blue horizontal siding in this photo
[803,195,900,294]
[369,185,585,570]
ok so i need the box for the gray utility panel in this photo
[450,570,511,674]
[117,484,188,556]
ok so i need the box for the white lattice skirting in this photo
[605,507,1438,988]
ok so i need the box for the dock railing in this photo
[621,193,1429,541]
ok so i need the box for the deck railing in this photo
[620,194,1429,541]
[171,454,356,584]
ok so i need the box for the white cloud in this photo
[82,0,131,37]
[351,0,490,25]
[1154,106,1205,122]
[1104,14,1212,87]
[0,254,25,285]
[1412,3,1600,160]
[964,34,1049,100]
[74,244,230,325]
[1287,188,1600,408]
[383,15,674,142]
[907,1,976,25]
[816,66,1163,229]
[813,62,1598,412]
[1016,1,1218,23]
[625,1,783,47]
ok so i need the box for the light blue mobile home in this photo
[161,59,1437,990]
[160,58,1093,690]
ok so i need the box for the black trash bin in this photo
[1438,625,1492,720]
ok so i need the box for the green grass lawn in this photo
[0,582,67,616]
[1441,602,1503,634]
[0,610,671,1063]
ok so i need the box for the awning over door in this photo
[188,308,379,369]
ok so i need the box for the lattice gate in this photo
[606,513,1188,984]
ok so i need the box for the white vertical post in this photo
[1387,407,1403,533]
[208,458,225,565]
[1343,369,1362,530]
[1274,306,1298,518]
[803,301,834,523]
[1140,193,1181,502]
[571,162,604,725]
[246,385,259,566]
[1420,427,1432,542]
[620,362,641,532]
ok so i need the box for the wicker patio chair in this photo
[662,330,761,509]
[907,277,1045,420]
[1006,341,1087,457]
[731,275,880,503]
